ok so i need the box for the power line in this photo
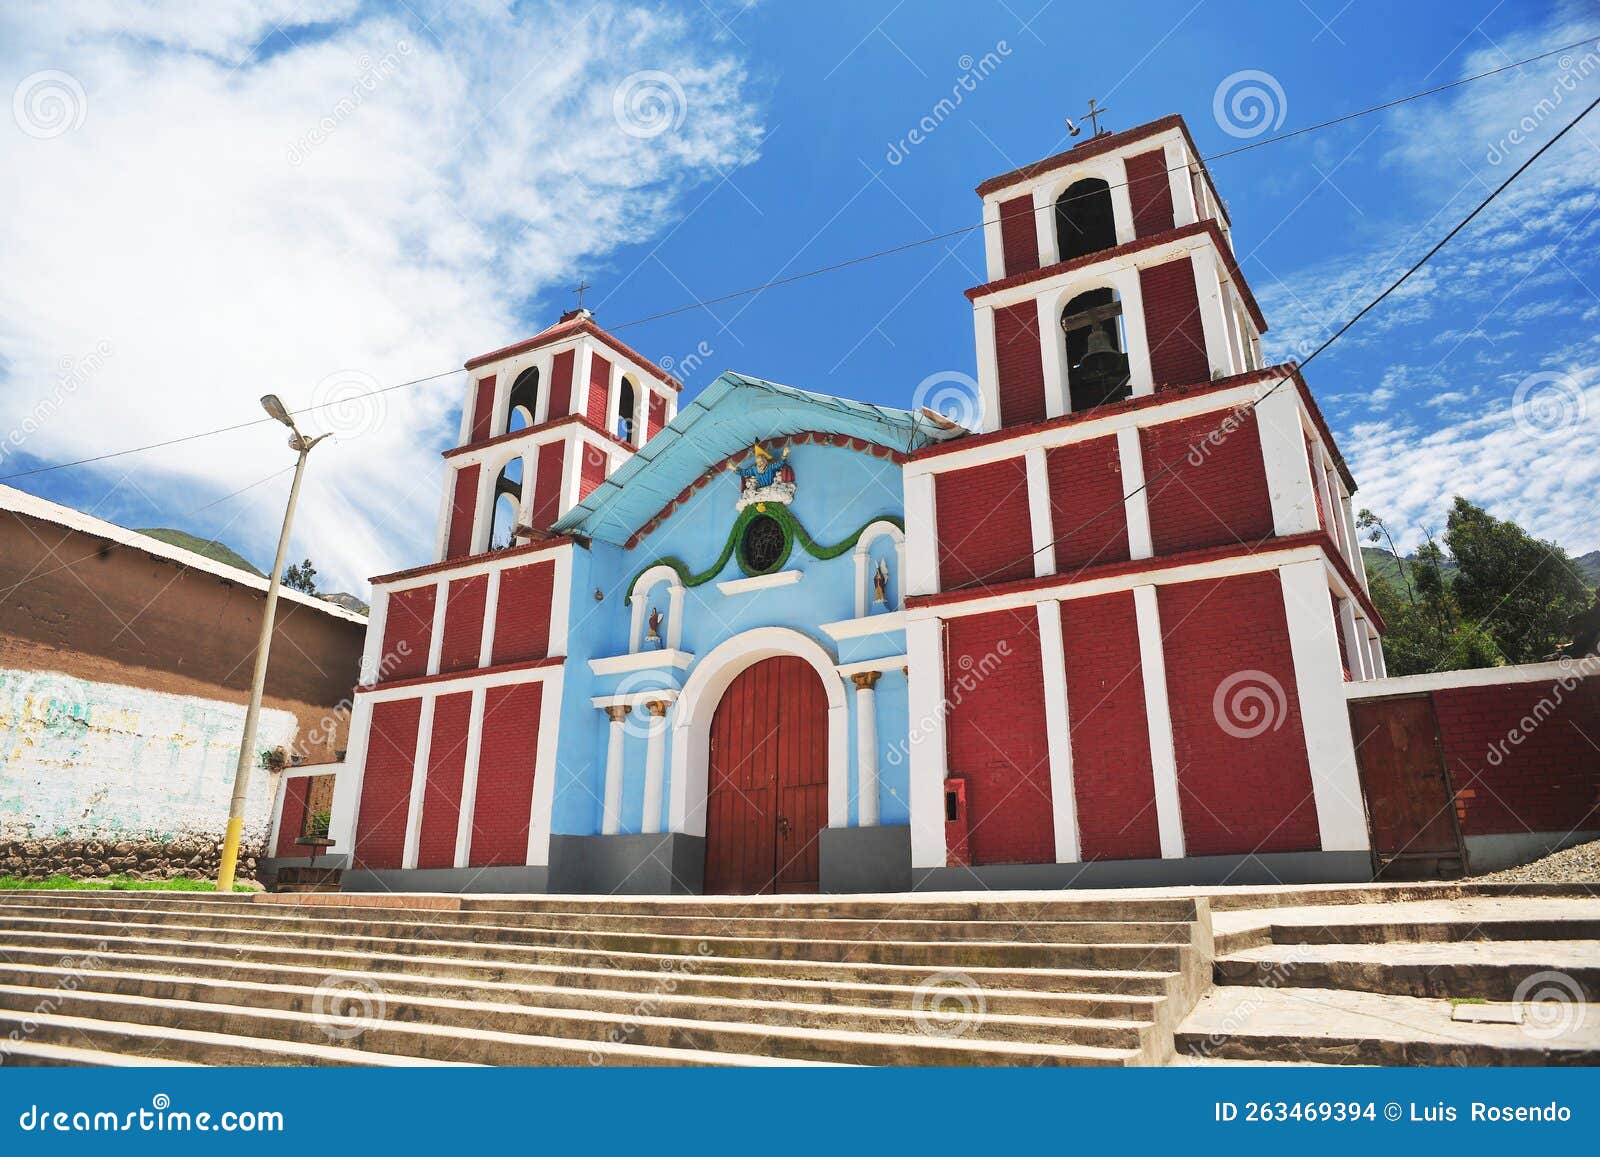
[2,32,1592,486]
[961,90,1600,592]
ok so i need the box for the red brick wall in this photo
[944,607,1054,865]
[1124,149,1175,238]
[416,691,472,869]
[446,464,480,560]
[380,584,434,681]
[547,348,575,418]
[530,442,565,530]
[587,352,611,428]
[1158,572,1321,855]
[1047,434,1130,572]
[998,193,1039,277]
[492,559,555,663]
[579,442,608,499]
[274,776,310,857]
[935,456,1034,590]
[439,575,486,673]
[1141,409,1275,555]
[648,393,667,439]
[469,375,496,443]
[1434,679,1600,836]
[470,681,543,866]
[353,697,421,870]
[993,301,1047,427]
[1139,256,1210,388]
[1060,592,1161,860]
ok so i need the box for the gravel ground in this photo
[1470,838,1600,884]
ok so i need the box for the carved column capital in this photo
[645,699,670,718]
[603,704,630,724]
[849,670,881,691]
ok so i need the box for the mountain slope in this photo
[136,528,264,576]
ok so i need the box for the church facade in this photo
[330,114,1388,894]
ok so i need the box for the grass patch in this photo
[1449,996,1489,1006]
[0,874,253,893]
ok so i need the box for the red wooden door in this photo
[1350,696,1462,861]
[704,656,828,894]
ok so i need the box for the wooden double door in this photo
[1349,695,1466,878]
[703,656,828,894]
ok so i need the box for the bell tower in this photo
[968,113,1262,431]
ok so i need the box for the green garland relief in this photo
[625,509,903,603]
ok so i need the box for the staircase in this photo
[0,891,1212,1067]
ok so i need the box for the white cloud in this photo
[0,2,763,592]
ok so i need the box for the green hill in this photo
[1363,545,1597,592]
[136,528,264,576]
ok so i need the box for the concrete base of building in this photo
[1464,829,1600,874]
[340,865,550,893]
[912,849,1374,891]
[819,825,912,893]
[546,833,706,895]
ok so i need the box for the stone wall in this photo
[0,837,264,882]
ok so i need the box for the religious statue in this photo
[646,605,664,647]
[726,441,796,511]
[872,558,891,609]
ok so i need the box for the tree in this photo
[1357,500,1588,675]
[281,558,318,594]
[1444,497,1588,664]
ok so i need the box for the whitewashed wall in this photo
[0,668,297,846]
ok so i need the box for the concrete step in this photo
[0,955,1156,1052]
[0,908,1189,973]
[1216,941,1600,1002]
[1257,918,1600,946]
[0,894,1193,945]
[0,941,1164,1024]
[0,1039,199,1067]
[0,924,1181,1003]
[0,981,1132,1067]
[1176,985,1600,1066]
[0,888,1202,924]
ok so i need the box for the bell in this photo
[1071,325,1131,411]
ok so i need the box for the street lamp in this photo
[215,395,330,893]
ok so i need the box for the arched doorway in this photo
[703,655,829,894]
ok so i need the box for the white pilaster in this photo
[906,616,949,869]
[571,338,593,420]
[1133,585,1185,858]
[852,673,881,827]
[1026,446,1056,577]
[1165,141,1197,227]
[981,197,1004,281]
[359,587,391,685]
[903,472,940,596]
[1109,178,1136,246]
[1279,560,1371,852]
[327,696,372,856]
[478,569,502,668]
[549,545,573,657]
[1115,267,1155,398]
[1038,294,1069,419]
[1036,600,1080,863]
[470,464,495,554]
[1337,598,1368,681]
[972,306,1001,434]
[400,694,435,869]
[525,667,565,866]
[601,705,628,835]
[425,578,447,676]
[1190,250,1234,380]
[454,688,485,867]
[1255,386,1319,536]
[1031,183,1056,268]
[641,700,668,835]
[1117,427,1153,560]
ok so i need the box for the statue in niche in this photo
[645,605,664,647]
[872,558,891,609]
[728,441,795,512]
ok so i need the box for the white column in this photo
[478,569,501,668]
[1190,250,1234,380]
[454,688,485,867]
[1026,446,1056,577]
[1279,560,1370,851]
[981,197,1004,281]
[851,672,881,827]
[640,700,669,835]
[1109,176,1136,245]
[359,587,391,686]
[972,306,1000,434]
[525,668,564,866]
[1337,598,1367,681]
[327,696,373,856]
[1113,267,1154,397]
[425,578,447,676]
[601,704,628,835]
[1035,600,1080,863]
[1117,427,1153,560]
[906,616,949,869]
[1165,140,1197,227]
[1256,386,1319,536]
[571,339,593,420]
[489,372,510,439]
[903,471,940,596]
[1037,294,1069,420]
[1031,183,1056,268]
[401,694,435,869]
[1133,585,1185,858]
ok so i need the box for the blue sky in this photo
[1,0,1596,593]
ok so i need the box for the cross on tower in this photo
[1066,98,1110,139]
[573,279,591,309]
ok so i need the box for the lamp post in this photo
[215,396,329,893]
